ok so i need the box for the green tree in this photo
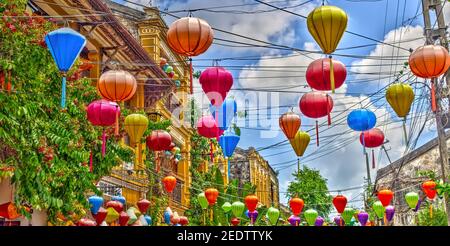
[286,166,332,218]
[418,204,448,226]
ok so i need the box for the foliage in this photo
[0,3,133,223]
[417,204,448,226]
[286,165,332,218]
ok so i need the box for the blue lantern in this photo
[144,215,152,226]
[164,211,171,225]
[111,195,126,205]
[88,195,103,215]
[219,130,240,179]
[45,27,86,108]
[347,109,376,132]
[210,98,237,130]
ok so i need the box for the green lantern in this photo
[405,192,419,209]
[197,192,209,210]
[304,209,319,226]
[222,202,232,213]
[266,207,280,225]
[126,208,138,225]
[372,201,385,218]
[231,201,245,218]
[341,208,354,225]
[165,65,174,74]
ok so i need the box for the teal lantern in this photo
[45,27,86,108]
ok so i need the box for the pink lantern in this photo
[87,100,120,170]
[197,115,223,161]
[199,67,233,106]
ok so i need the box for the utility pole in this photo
[422,0,450,224]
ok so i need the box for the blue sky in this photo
[118,0,449,211]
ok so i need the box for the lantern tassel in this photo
[384,214,387,226]
[402,118,408,145]
[89,150,93,172]
[316,120,319,147]
[297,158,300,175]
[210,207,213,224]
[227,158,230,182]
[115,107,120,136]
[372,149,375,169]
[61,75,67,108]
[431,78,437,112]
[138,143,142,167]
[329,56,335,93]
[189,58,193,94]
[326,95,331,125]
[430,204,433,219]
[210,139,213,162]
[101,130,106,157]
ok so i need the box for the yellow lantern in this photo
[124,114,149,165]
[289,131,310,173]
[307,5,348,93]
[386,83,414,143]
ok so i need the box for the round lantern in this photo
[167,17,214,94]
[244,195,258,212]
[299,92,333,146]
[205,188,219,206]
[409,45,450,112]
[279,111,301,140]
[347,109,376,132]
[306,58,347,92]
[377,189,394,207]
[332,195,347,214]
[146,130,172,151]
[359,128,384,169]
[199,67,233,106]
[197,115,221,139]
[289,197,304,216]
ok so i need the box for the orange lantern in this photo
[409,45,450,112]
[205,188,219,206]
[167,17,214,94]
[244,195,259,212]
[422,180,437,218]
[97,70,137,135]
[377,189,394,207]
[0,202,20,220]
[162,176,177,193]
[279,111,301,139]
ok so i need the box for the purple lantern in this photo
[357,211,369,226]
[314,216,324,226]
[385,205,395,222]
[247,210,258,224]
[334,216,344,226]
[288,215,301,226]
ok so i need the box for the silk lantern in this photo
[304,209,319,226]
[219,130,240,179]
[112,195,126,206]
[279,111,301,139]
[106,200,123,213]
[45,27,86,108]
[119,211,130,226]
[231,201,245,218]
[359,128,384,169]
[97,70,137,135]
[77,218,96,226]
[94,207,107,225]
[289,130,310,173]
[372,201,385,219]
[386,83,414,142]
[231,217,240,226]
[377,189,394,207]
[197,115,223,161]
[333,195,347,214]
[306,58,347,93]
[357,211,369,226]
[222,202,232,213]
[167,17,214,94]
[348,109,376,155]
[405,192,419,210]
[210,97,237,130]
[288,215,301,226]
[299,92,333,146]
[87,100,120,159]
[199,67,233,106]
[137,199,151,214]
[307,5,348,92]
[179,216,189,226]
[409,45,450,112]
[315,216,324,226]
[144,215,152,226]
[88,195,104,215]
[126,208,138,225]
[289,197,304,216]
[124,114,148,165]
[334,216,343,226]
[105,207,119,224]
[341,208,354,225]
[163,176,177,194]
[266,207,280,225]
[422,180,437,218]
[205,188,219,206]
[146,130,172,173]
[385,205,395,223]
[197,193,209,210]
[247,210,259,225]
[245,195,258,212]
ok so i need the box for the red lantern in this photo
[199,67,233,106]
[299,92,333,146]
[87,99,120,159]
[377,189,394,207]
[245,195,259,212]
[106,200,124,213]
[360,128,384,169]
[197,115,223,161]
[137,199,151,214]
[306,58,346,91]
[119,211,130,226]
[289,198,304,216]
[231,217,240,226]
[0,202,20,220]
[179,216,189,226]
[332,195,347,214]
[205,188,219,206]
[93,207,107,225]
[146,130,172,151]
[422,180,437,200]
[77,218,96,226]
[162,176,177,193]
[279,111,301,139]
